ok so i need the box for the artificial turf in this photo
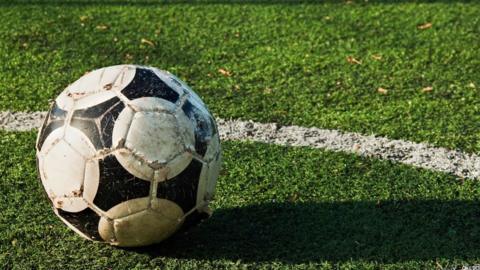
[0,1,479,152]
[1,131,480,269]
[1,1,480,269]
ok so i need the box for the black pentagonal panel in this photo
[57,208,101,240]
[36,102,68,151]
[73,97,120,119]
[157,159,203,213]
[70,118,103,150]
[93,155,150,211]
[194,141,209,158]
[36,120,64,151]
[100,102,125,148]
[121,68,179,103]
[50,104,68,120]
[181,100,196,120]
[182,100,213,156]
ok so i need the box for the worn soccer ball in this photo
[35,65,221,247]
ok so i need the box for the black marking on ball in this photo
[37,120,64,151]
[70,118,104,150]
[37,102,68,151]
[182,100,213,156]
[93,155,150,211]
[195,140,209,158]
[73,97,120,119]
[121,68,179,102]
[57,208,101,240]
[157,159,203,213]
[50,104,68,120]
[100,102,125,148]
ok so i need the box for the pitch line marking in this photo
[1,111,479,180]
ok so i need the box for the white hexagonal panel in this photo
[39,127,99,212]
[112,97,195,180]
[83,159,100,204]
[54,92,75,112]
[64,65,136,98]
[98,197,184,247]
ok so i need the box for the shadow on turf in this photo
[132,200,480,263]
[1,0,476,6]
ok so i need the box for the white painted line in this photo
[452,266,480,270]
[218,120,480,180]
[0,111,47,132]
[2,111,480,179]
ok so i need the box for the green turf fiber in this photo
[1,131,480,269]
[0,2,479,152]
[1,2,480,269]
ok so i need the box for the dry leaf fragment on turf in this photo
[96,24,108,30]
[124,53,133,60]
[347,56,362,65]
[141,38,155,47]
[422,86,433,93]
[218,68,232,77]
[417,22,432,30]
[377,87,388,94]
[371,54,382,61]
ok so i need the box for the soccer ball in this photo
[35,65,221,247]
